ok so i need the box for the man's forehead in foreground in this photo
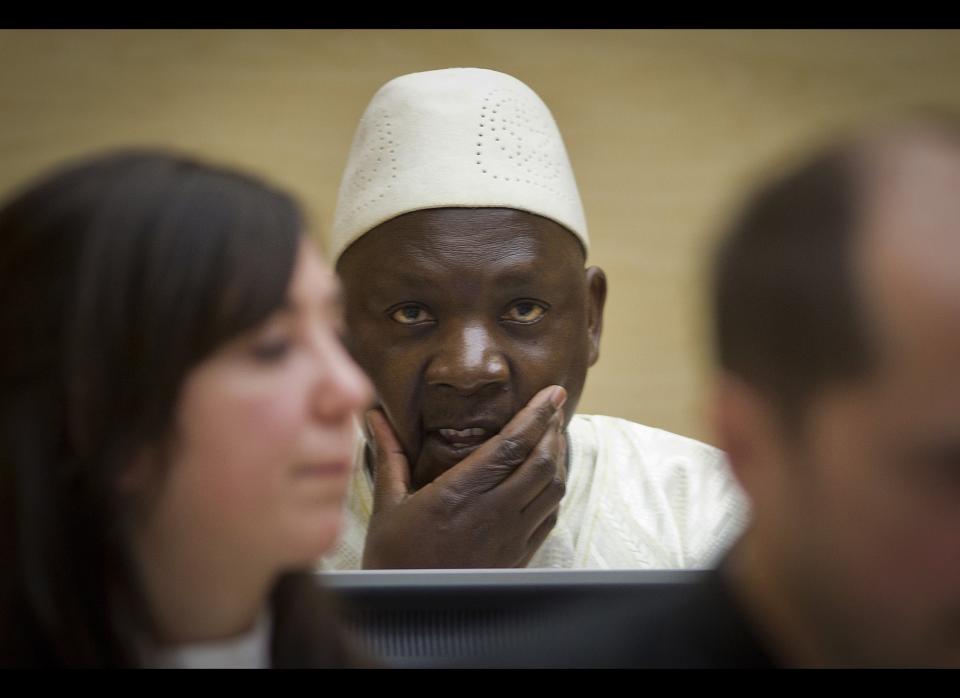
[846,126,960,418]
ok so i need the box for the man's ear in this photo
[708,372,787,509]
[585,266,607,367]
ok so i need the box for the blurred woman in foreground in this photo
[0,151,372,667]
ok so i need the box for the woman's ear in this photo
[116,446,163,499]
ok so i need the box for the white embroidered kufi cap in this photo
[329,67,589,262]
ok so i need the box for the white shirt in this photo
[140,609,272,669]
[321,414,750,570]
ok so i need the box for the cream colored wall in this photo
[3,29,960,443]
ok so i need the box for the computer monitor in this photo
[322,569,706,668]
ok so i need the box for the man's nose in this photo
[425,322,509,396]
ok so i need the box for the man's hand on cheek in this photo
[361,385,568,569]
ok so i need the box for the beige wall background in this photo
[3,29,960,444]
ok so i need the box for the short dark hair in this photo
[710,138,871,425]
[711,113,960,426]
[0,150,309,665]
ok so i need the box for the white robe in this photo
[320,414,750,570]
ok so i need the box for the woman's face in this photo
[134,239,372,572]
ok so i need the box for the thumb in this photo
[365,408,412,511]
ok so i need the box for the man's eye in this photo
[502,300,547,324]
[389,304,435,325]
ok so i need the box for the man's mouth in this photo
[423,417,504,456]
[436,426,490,448]
[411,416,510,487]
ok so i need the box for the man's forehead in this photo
[857,137,960,375]
[337,207,586,276]
[860,138,960,301]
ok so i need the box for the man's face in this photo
[337,208,604,491]
[729,138,960,666]
[762,350,960,666]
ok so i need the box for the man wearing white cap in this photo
[322,68,748,570]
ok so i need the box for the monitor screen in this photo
[322,569,707,668]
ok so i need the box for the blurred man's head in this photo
[710,116,960,666]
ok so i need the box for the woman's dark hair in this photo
[0,150,361,667]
